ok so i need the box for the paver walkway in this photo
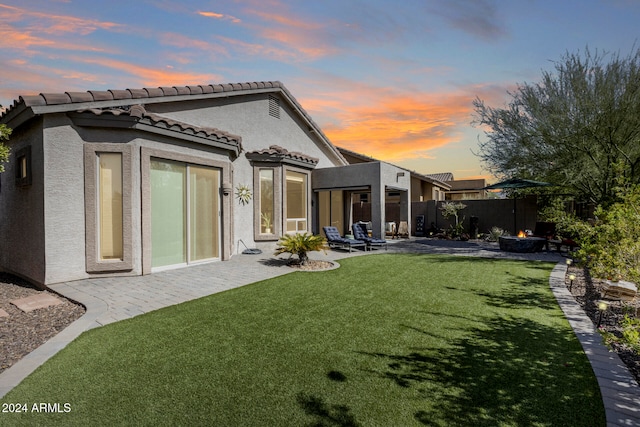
[1,238,638,426]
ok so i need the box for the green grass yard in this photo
[1,254,604,426]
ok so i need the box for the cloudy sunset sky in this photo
[1,0,639,180]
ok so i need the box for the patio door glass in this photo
[318,190,343,236]
[189,165,220,261]
[151,159,220,269]
[151,160,187,268]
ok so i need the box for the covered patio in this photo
[312,162,411,239]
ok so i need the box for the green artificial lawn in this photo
[1,254,604,426]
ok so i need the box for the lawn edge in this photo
[549,261,640,425]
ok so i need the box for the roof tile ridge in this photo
[139,109,241,142]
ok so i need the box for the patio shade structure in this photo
[482,178,551,233]
[482,178,551,191]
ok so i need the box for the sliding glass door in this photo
[150,159,220,270]
[189,165,219,261]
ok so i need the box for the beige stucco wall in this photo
[1,90,345,285]
[148,93,344,254]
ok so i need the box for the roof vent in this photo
[268,95,280,119]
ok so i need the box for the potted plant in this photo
[261,212,272,234]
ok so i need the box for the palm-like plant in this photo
[274,233,328,265]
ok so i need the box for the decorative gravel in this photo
[0,273,85,374]
[566,265,640,384]
[287,260,336,271]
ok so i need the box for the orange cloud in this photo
[1,55,223,106]
[72,57,221,87]
[299,83,475,163]
[0,24,111,53]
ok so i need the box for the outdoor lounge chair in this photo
[352,223,388,250]
[322,226,367,252]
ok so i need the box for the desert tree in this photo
[473,46,640,205]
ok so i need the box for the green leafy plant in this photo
[538,196,591,242]
[0,124,11,173]
[274,232,327,265]
[621,315,640,351]
[598,314,640,352]
[261,212,272,231]
[576,182,640,282]
[486,226,506,242]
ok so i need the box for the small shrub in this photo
[274,233,327,265]
[576,184,640,282]
[621,315,640,351]
[486,226,506,242]
[598,315,640,352]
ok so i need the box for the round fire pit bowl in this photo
[498,236,547,253]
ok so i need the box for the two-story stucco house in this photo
[0,81,412,286]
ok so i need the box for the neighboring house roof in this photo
[69,104,243,158]
[336,147,379,164]
[0,80,347,166]
[246,145,319,168]
[426,172,454,182]
[446,178,487,191]
[336,146,451,189]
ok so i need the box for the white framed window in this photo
[285,169,308,233]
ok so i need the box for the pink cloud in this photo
[197,10,241,23]
[213,35,297,62]
[239,3,343,61]
[0,3,122,36]
[158,32,228,56]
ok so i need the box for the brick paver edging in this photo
[549,262,640,426]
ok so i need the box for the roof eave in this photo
[68,110,243,158]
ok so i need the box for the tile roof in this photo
[246,145,319,167]
[426,172,454,182]
[80,104,241,142]
[0,80,347,166]
[6,82,284,111]
[70,104,243,156]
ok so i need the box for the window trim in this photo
[283,166,311,235]
[253,165,282,241]
[84,144,134,273]
[15,146,32,187]
[141,147,232,275]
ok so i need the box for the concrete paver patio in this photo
[0,238,638,425]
